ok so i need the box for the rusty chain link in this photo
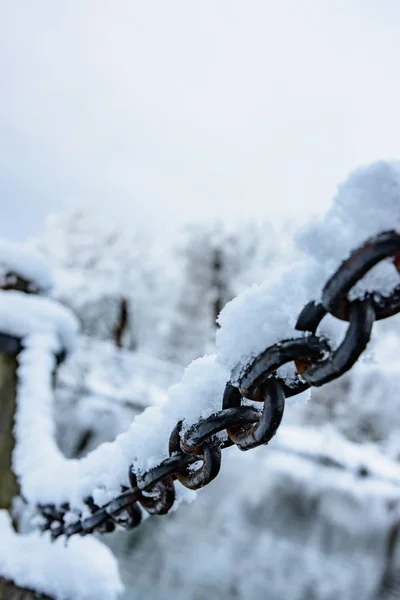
[39,230,400,540]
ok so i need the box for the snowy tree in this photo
[161,219,296,364]
[33,211,295,366]
[34,210,184,358]
[35,210,141,349]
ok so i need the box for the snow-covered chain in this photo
[2,160,392,535]
[39,226,400,538]
[6,160,400,536]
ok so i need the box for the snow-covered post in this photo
[0,245,58,597]
[0,245,54,511]
[0,241,123,600]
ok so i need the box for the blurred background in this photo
[2,1,400,598]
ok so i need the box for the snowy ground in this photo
[55,336,183,457]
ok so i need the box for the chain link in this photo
[39,230,400,539]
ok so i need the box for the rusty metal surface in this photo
[36,230,400,539]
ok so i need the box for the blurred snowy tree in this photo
[34,211,296,365]
[162,220,296,364]
[35,210,144,350]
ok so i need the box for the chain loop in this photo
[180,406,260,453]
[238,336,328,399]
[322,230,400,321]
[169,422,222,490]
[295,299,375,386]
[129,472,175,516]
[223,378,285,450]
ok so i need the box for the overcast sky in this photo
[1,0,400,241]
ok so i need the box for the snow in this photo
[273,424,400,488]
[13,333,76,505]
[217,160,400,384]
[11,159,400,522]
[0,290,79,354]
[3,162,400,599]
[0,238,53,293]
[14,353,228,510]
[297,160,400,300]
[124,354,230,471]
[57,336,183,407]
[55,336,182,460]
[0,510,123,600]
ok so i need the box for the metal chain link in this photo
[39,230,400,539]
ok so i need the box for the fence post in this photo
[0,285,53,600]
[0,351,19,511]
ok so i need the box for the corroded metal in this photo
[238,336,328,399]
[295,300,375,386]
[223,379,285,451]
[322,230,400,321]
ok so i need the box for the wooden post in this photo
[0,349,52,599]
[0,313,53,600]
[0,340,52,600]
[0,352,19,511]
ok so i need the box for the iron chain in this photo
[39,230,400,539]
